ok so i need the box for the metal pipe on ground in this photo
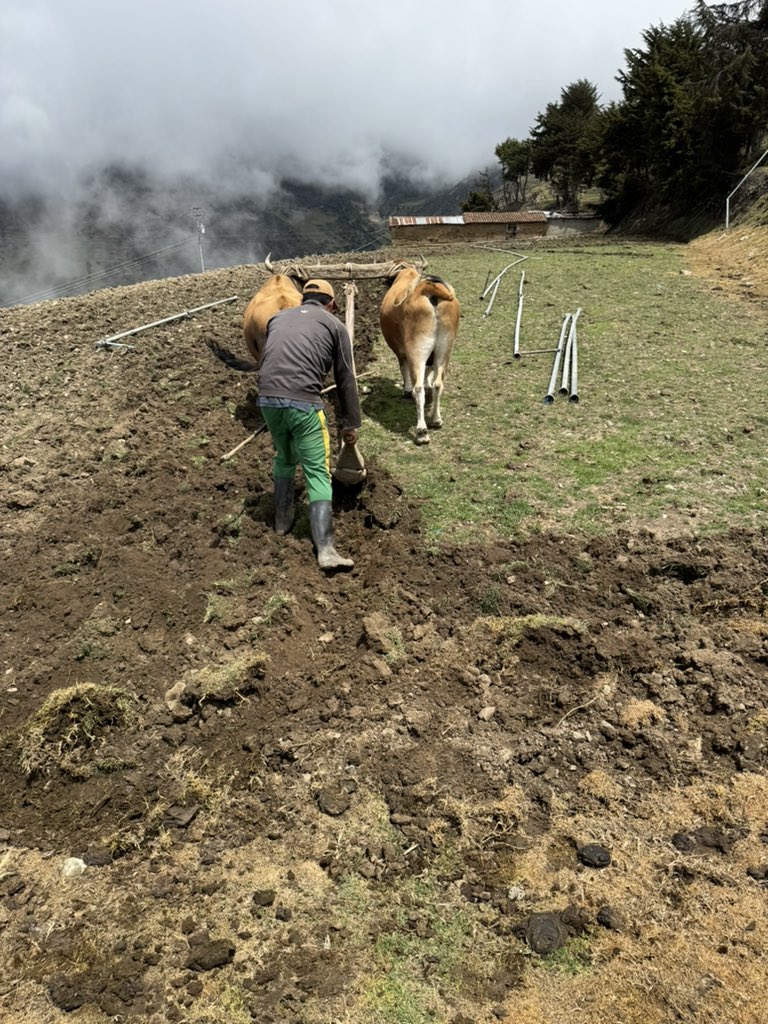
[480,255,528,300]
[471,244,529,257]
[480,269,492,299]
[558,308,581,395]
[559,326,574,394]
[482,276,501,318]
[513,270,525,359]
[557,305,581,393]
[94,296,238,348]
[569,329,580,403]
[544,313,572,404]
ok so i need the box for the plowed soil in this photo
[1,243,768,1024]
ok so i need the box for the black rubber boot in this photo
[273,476,295,535]
[309,501,354,570]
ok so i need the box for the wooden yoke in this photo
[263,255,428,281]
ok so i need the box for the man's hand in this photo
[342,429,358,446]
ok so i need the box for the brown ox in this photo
[380,268,460,444]
[207,273,302,372]
[243,273,302,364]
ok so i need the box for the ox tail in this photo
[205,337,259,373]
[420,274,456,305]
[390,272,455,308]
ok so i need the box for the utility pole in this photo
[191,206,206,272]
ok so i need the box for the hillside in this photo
[686,222,768,301]
[0,163,488,308]
[1,232,768,1024]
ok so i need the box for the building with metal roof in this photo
[387,209,605,243]
[388,210,550,244]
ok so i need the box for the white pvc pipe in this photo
[559,307,582,395]
[513,270,525,358]
[569,330,580,403]
[560,323,575,395]
[482,276,501,318]
[95,295,238,347]
[544,313,572,403]
[480,255,528,300]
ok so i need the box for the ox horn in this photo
[264,252,274,272]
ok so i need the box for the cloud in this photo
[1,0,695,196]
[0,0,697,303]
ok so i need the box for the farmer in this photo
[257,279,361,571]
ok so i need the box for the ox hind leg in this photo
[406,348,431,444]
[426,362,446,429]
[398,357,414,399]
[425,314,456,430]
[423,353,442,429]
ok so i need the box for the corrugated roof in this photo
[387,211,550,227]
[388,216,464,227]
[547,212,601,219]
[462,211,548,224]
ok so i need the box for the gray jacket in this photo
[257,300,361,431]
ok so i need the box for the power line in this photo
[7,239,197,304]
[5,237,199,306]
[3,222,393,308]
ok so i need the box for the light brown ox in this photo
[242,273,302,364]
[380,268,460,444]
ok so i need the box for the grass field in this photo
[360,239,768,543]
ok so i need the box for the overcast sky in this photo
[1,0,698,201]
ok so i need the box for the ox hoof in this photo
[415,431,430,445]
[427,420,443,430]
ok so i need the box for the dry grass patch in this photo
[619,697,666,728]
[577,769,624,806]
[190,650,269,702]
[497,774,768,1024]
[17,682,136,777]
[464,614,587,670]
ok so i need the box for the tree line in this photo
[464,0,768,226]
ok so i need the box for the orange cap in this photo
[302,278,335,302]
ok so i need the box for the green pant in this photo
[260,405,332,503]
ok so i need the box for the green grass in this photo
[539,935,594,976]
[342,870,509,1024]
[360,240,768,542]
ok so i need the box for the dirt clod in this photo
[578,842,612,868]
[185,937,236,971]
[523,912,569,955]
